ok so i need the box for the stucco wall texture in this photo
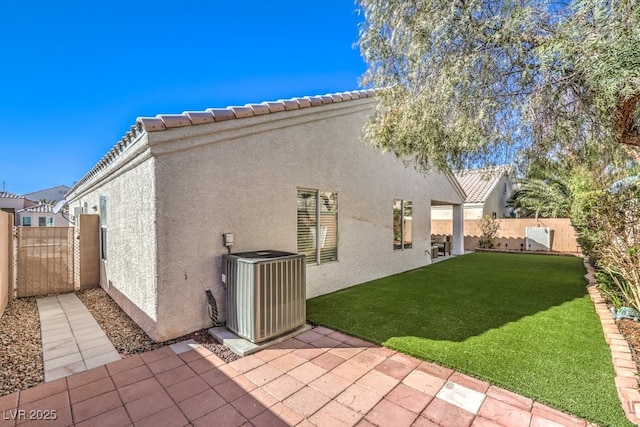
[69,97,465,342]
[0,211,12,319]
[431,218,580,253]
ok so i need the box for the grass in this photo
[307,252,631,426]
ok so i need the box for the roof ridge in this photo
[69,88,378,194]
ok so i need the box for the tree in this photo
[357,0,640,170]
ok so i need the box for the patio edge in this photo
[584,257,640,425]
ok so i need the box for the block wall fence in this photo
[431,218,580,253]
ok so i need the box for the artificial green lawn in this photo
[307,252,631,426]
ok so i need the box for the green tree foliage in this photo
[357,0,640,169]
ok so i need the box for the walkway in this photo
[36,294,120,383]
[0,328,590,427]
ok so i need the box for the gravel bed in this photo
[0,288,239,397]
[77,287,239,362]
[0,297,44,396]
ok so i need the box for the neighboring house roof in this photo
[0,191,24,199]
[23,185,71,197]
[17,204,55,214]
[455,166,512,204]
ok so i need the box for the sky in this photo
[0,1,367,195]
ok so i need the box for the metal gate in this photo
[16,227,75,297]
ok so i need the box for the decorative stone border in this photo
[583,257,640,425]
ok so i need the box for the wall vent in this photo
[223,250,306,343]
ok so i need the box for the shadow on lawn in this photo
[307,252,588,343]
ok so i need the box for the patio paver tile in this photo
[68,377,115,404]
[385,383,434,414]
[328,346,364,360]
[374,357,414,380]
[308,372,352,399]
[231,391,272,419]
[17,379,67,405]
[250,402,305,427]
[311,327,334,336]
[117,377,163,404]
[335,383,382,414]
[110,364,153,389]
[308,400,363,427]
[66,366,109,390]
[331,359,370,383]
[261,374,305,401]
[71,390,122,424]
[288,362,327,384]
[436,381,486,415]
[177,388,225,422]
[283,386,331,418]
[192,403,247,427]
[310,336,343,349]
[485,386,533,411]
[17,405,73,427]
[349,349,386,369]
[389,352,421,369]
[214,376,256,402]
[402,369,447,396]
[295,330,325,344]
[291,347,326,361]
[417,361,455,380]
[187,356,221,374]
[310,352,347,371]
[0,392,18,412]
[364,398,418,427]
[139,346,174,365]
[244,364,284,387]
[254,347,288,362]
[356,369,400,396]
[269,352,307,372]
[423,397,475,427]
[449,372,491,394]
[105,354,144,376]
[123,390,175,422]
[74,405,131,427]
[200,365,240,388]
[531,402,587,427]
[155,364,197,388]
[166,375,210,403]
[146,355,184,375]
[477,396,532,427]
[471,416,504,427]
[133,404,189,427]
[227,355,265,374]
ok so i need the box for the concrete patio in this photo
[0,327,590,427]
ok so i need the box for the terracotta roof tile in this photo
[0,191,23,199]
[70,89,379,193]
[17,203,55,214]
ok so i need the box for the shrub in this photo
[478,215,499,248]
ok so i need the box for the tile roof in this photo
[0,191,24,199]
[69,89,379,193]
[17,204,55,214]
[454,166,511,204]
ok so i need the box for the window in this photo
[393,200,413,250]
[38,217,53,227]
[22,217,31,226]
[297,189,338,264]
[99,195,107,260]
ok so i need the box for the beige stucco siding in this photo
[150,98,464,340]
[66,143,160,337]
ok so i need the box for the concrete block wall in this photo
[432,218,580,253]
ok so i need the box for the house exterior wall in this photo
[66,141,160,336]
[148,98,464,341]
[23,186,70,203]
[481,175,513,219]
[17,212,71,227]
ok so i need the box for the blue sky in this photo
[0,2,367,195]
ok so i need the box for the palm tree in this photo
[507,169,573,219]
